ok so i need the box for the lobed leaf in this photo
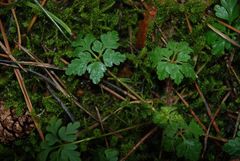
[103,49,126,67]
[100,31,119,49]
[87,62,107,84]
[60,144,81,161]
[77,34,96,52]
[224,137,240,156]
[46,118,62,135]
[185,120,203,139]
[66,52,93,76]
[176,139,202,161]
[214,5,229,21]
[58,122,80,142]
[92,40,103,53]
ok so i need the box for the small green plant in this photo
[149,41,195,84]
[205,23,232,56]
[66,31,126,84]
[223,130,240,156]
[153,106,203,161]
[38,117,81,161]
[214,0,240,23]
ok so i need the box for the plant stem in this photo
[71,123,148,145]
[107,70,156,111]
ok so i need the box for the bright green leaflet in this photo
[149,41,195,84]
[66,31,126,84]
[214,0,240,23]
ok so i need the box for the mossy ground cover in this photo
[0,0,239,161]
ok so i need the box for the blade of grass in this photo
[28,0,71,42]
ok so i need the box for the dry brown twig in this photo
[202,91,231,158]
[0,18,44,140]
[175,89,207,131]
[95,106,109,148]
[120,127,158,161]
[195,81,221,134]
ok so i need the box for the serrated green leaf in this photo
[176,139,202,161]
[224,137,240,156]
[177,52,191,62]
[212,39,226,55]
[166,64,183,85]
[214,5,229,20]
[58,122,80,142]
[78,34,96,52]
[92,40,103,52]
[149,41,194,84]
[149,48,163,67]
[87,62,107,84]
[156,62,169,80]
[177,42,193,55]
[66,52,93,76]
[185,120,203,139]
[153,106,185,127]
[103,49,126,67]
[50,150,60,161]
[214,0,240,22]
[162,135,179,152]
[46,118,62,135]
[105,149,119,161]
[180,64,196,79]
[38,148,52,161]
[45,133,59,146]
[100,31,119,49]
[205,27,229,56]
[61,144,81,161]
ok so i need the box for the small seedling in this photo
[66,31,126,84]
[149,41,195,84]
[38,117,81,161]
[153,106,203,161]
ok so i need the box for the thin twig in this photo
[100,83,126,101]
[207,23,240,48]
[73,123,147,145]
[195,81,221,134]
[19,44,97,120]
[95,106,109,148]
[0,18,44,140]
[233,111,240,138]
[217,20,240,34]
[10,5,21,49]
[185,14,192,33]
[47,83,75,122]
[175,90,207,131]
[120,127,158,161]
[103,80,138,100]
[0,59,64,70]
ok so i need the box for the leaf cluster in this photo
[38,117,81,161]
[149,41,195,84]
[224,130,240,156]
[66,31,126,84]
[153,106,203,161]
